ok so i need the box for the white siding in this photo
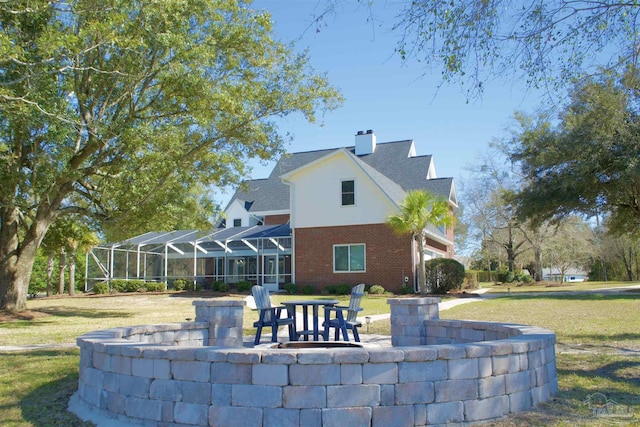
[223,200,263,228]
[287,153,398,228]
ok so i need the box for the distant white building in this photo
[542,268,589,282]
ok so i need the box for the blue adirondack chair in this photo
[323,284,365,342]
[251,285,295,345]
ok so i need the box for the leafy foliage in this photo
[234,281,252,292]
[283,283,298,294]
[393,1,640,97]
[508,68,640,235]
[424,258,465,294]
[111,280,145,293]
[212,281,230,292]
[463,272,478,289]
[0,0,341,311]
[368,285,385,294]
[301,285,315,295]
[172,279,195,291]
[144,282,166,292]
[387,190,454,294]
[92,282,110,294]
[323,283,352,295]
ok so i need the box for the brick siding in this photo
[264,214,290,225]
[294,224,414,292]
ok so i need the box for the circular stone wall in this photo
[72,298,558,426]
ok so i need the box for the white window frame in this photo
[333,243,366,273]
[233,218,242,227]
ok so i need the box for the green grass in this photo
[1,289,639,426]
[0,349,92,427]
[0,292,395,346]
[484,280,640,293]
[368,292,640,426]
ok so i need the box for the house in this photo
[86,131,456,293]
[542,267,589,283]
[222,130,457,292]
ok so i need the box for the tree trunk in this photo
[0,214,47,311]
[417,234,428,295]
[68,249,76,296]
[46,252,55,297]
[533,248,543,281]
[621,247,633,281]
[1,205,53,311]
[58,248,66,295]
[506,245,515,272]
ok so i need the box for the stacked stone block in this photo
[194,300,244,348]
[388,297,440,346]
[74,297,558,426]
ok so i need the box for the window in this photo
[334,244,365,272]
[341,180,355,206]
[233,218,242,227]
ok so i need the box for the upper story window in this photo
[233,218,242,227]
[341,180,355,206]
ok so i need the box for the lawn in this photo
[0,291,393,346]
[482,280,640,294]
[368,289,640,426]
[1,287,639,426]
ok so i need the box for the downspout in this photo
[291,228,296,285]
[412,234,418,293]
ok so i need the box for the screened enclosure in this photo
[86,224,292,292]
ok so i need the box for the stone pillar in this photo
[193,300,245,347]
[387,297,440,346]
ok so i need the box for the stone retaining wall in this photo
[73,298,558,426]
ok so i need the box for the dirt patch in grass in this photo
[0,309,49,323]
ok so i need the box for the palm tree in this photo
[387,190,454,295]
[64,221,99,296]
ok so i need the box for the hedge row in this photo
[92,280,166,294]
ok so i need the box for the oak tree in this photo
[0,0,341,311]
[508,68,640,235]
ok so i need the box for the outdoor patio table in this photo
[282,299,339,341]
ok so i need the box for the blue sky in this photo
[222,1,545,202]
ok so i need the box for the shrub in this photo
[172,279,188,291]
[424,259,465,295]
[111,279,145,293]
[368,285,385,294]
[324,283,352,295]
[301,285,315,295]
[233,281,251,292]
[463,271,479,289]
[514,271,533,284]
[395,285,414,295]
[283,283,298,294]
[144,282,166,292]
[213,281,230,292]
[93,282,110,294]
[496,269,516,283]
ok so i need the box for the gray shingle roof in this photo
[226,139,456,213]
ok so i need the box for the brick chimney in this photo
[355,129,376,155]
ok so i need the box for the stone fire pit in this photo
[71,298,558,426]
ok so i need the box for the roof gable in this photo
[225,139,456,213]
[281,148,407,208]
